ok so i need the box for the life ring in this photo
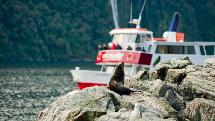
[126,53,135,61]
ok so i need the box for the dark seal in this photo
[108,62,134,95]
[110,62,125,85]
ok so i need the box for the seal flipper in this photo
[108,80,133,95]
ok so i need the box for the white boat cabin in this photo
[149,41,215,70]
[97,28,215,75]
[109,28,154,52]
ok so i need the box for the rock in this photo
[124,77,146,90]
[124,71,150,90]
[36,57,215,121]
[169,57,192,69]
[138,97,176,119]
[155,62,171,71]
[99,93,177,121]
[99,98,177,121]
[149,79,185,111]
[98,111,130,121]
[165,69,186,84]
[181,63,215,100]
[203,57,215,69]
[153,57,192,80]
[149,79,169,97]
[185,98,215,121]
[140,112,178,121]
[155,63,170,80]
[149,71,158,80]
[164,89,185,111]
[129,103,141,121]
[123,94,176,119]
[125,77,184,110]
[131,71,149,80]
[36,86,124,121]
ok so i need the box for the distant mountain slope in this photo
[0,0,214,62]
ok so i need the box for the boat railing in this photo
[101,48,150,54]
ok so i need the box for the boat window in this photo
[147,45,152,52]
[142,34,151,41]
[205,45,215,55]
[112,34,137,44]
[135,35,141,43]
[199,46,205,55]
[155,45,196,54]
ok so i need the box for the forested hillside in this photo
[0,0,215,62]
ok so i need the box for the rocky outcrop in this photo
[37,86,177,121]
[181,59,215,100]
[98,94,177,121]
[153,57,192,81]
[153,57,215,101]
[165,69,186,84]
[37,87,130,121]
[148,79,185,111]
[185,98,215,121]
[37,57,215,121]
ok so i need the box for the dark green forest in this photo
[0,0,215,63]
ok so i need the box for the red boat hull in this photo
[77,82,107,89]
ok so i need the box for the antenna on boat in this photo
[129,0,133,23]
[137,0,147,28]
[110,0,120,28]
[129,0,147,29]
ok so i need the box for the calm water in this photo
[0,62,99,121]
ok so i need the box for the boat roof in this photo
[146,41,215,46]
[109,28,153,35]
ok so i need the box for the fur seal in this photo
[110,62,125,85]
[108,62,134,95]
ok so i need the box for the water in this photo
[0,63,99,121]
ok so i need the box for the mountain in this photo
[0,0,214,62]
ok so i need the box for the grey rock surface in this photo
[185,98,215,121]
[99,94,177,121]
[169,57,192,69]
[181,58,215,100]
[165,69,186,84]
[154,57,192,80]
[37,86,124,121]
[149,79,185,111]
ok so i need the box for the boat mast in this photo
[129,0,133,23]
[136,0,147,29]
[129,0,147,29]
[110,0,120,28]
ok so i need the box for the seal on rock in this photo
[110,62,125,85]
[108,62,134,95]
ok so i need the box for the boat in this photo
[71,2,215,90]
